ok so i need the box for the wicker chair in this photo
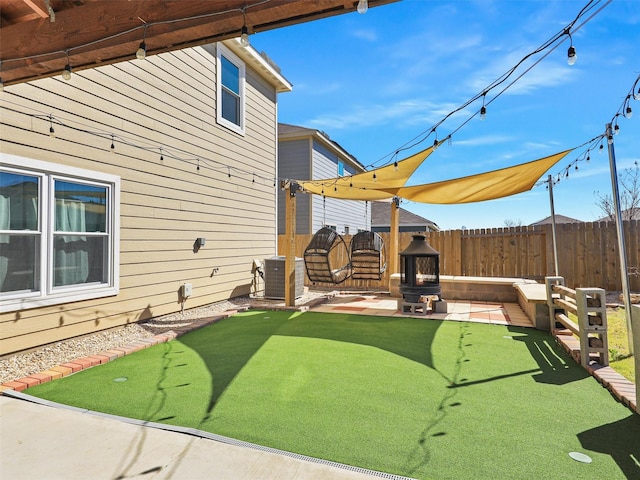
[350,231,387,280]
[303,227,351,284]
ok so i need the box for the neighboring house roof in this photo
[278,123,366,173]
[595,208,640,222]
[371,201,440,231]
[530,215,583,226]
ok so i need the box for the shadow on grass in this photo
[178,310,290,417]
[179,310,444,420]
[406,321,468,476]
[507,326,590,385]
[578,415,640,478]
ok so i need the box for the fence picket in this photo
[278,221,640,291]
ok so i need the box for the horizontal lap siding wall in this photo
[278,221,639,292]
[311,142,369,235]
[278,138,312,235]
[0,45,279,354]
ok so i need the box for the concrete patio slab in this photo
[0,394,406,480]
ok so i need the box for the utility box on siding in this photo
[264,256,304,299]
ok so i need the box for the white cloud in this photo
[453,135,514,147]
[467,50,579,96]
[351,28,377,42]
[305,99,466,131]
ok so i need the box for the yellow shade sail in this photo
[389,149,572,204]
[298,145,433,201]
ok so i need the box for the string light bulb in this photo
[635,87,640,101]
[160,147,163,161]
[357,0,368,14]
[62,63,72,80]
[567,45,577,65]
[625,105,633,118]
[0,77,4,92]
[614,123,620,135]
[240,9,250,46]
[433,138,439,151]
[49,115,55,137]
[136,24,148,60]
[62,50,72,80]
[372,172,377,182]
[480,92,487,120]
[394,160,398,172]
[136,42,146,60]
[607,134,614,145]
[110,134,115,152]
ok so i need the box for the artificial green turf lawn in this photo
[28,310,640,480]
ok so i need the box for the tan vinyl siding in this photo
[0,43,280,354]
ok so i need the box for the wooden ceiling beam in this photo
[22,0,50,19]
[0,0,397,86]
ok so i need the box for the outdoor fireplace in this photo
[400,235,441,303]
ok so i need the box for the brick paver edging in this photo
[0,307,250,394]
[554,334,637,414]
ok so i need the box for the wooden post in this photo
[388,197,400,291]
[285,182,297,307]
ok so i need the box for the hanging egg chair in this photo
[350,230,387,280]
[303,226,352,284]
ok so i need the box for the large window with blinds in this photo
[0,155,120,312]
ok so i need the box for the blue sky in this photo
[251,0,640,230]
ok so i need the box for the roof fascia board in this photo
[221,39,293,93]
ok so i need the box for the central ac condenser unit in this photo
[264,256,304,299]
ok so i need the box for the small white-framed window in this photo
[0,154,120,313]
[216,43,246,135]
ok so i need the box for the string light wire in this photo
[536,73,639,189]
[0,98,278,186]
[0,0,618,193]
[365,0,608,170]
[1,0,273,67]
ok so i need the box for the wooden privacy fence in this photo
[277,220,639,292]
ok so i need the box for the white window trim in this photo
[216,43,246,135]
[0,154,120,313]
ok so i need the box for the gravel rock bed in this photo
[0,292,329,385]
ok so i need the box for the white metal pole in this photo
[606,123,634,355]
[547,174,559,276]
